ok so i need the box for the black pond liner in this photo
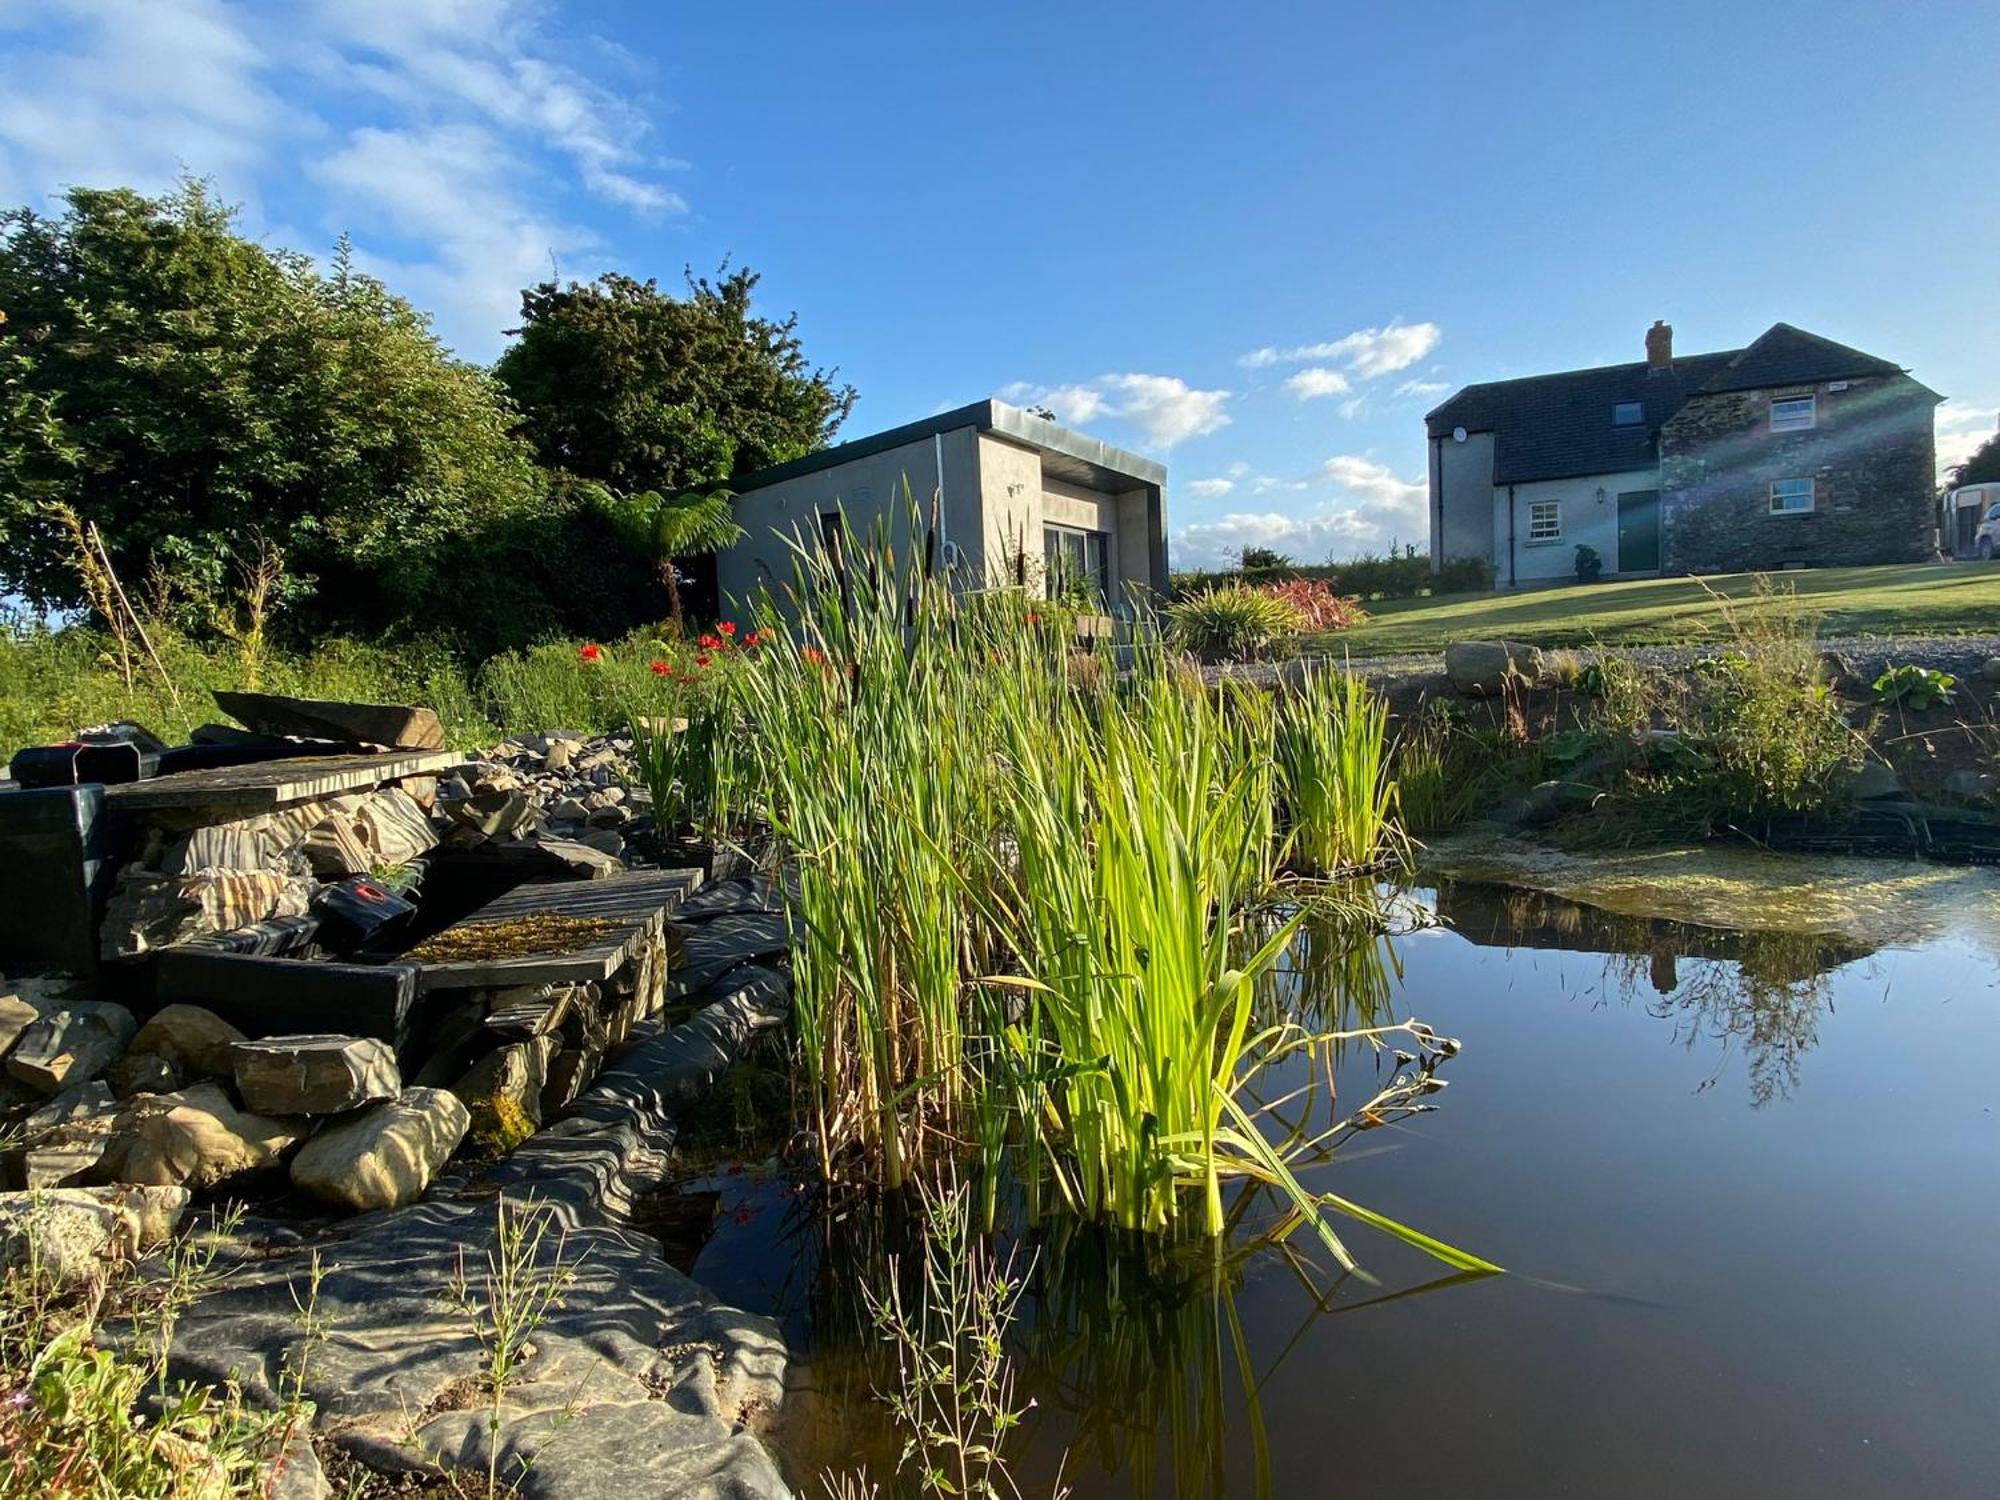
[1759,801,2000,864]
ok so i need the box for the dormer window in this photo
[1611,401,1644,427]
[1770,394,1816,432]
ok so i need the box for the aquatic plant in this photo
[1271,664,1405,875]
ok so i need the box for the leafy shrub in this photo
[1871,664,1956,710]
[1574,544,1603,583]
[1164,584,1305,661]
[1258,577,1366,633]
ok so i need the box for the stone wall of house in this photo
[1659,375,1937,573]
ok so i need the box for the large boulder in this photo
[5,1002,138,1094]
[129,1003,248,1080]
[1444,639,1544,696]
[0,1184,191,1284]
[289,1088,470,1213]
[112,1082,307,1191]
[232,1034,400,1116]
[452,1040,553,1152]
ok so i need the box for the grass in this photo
[1309,562,2000,655]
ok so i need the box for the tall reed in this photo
[1271,664,1404,874]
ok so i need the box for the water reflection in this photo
[1436,880,1873,1104]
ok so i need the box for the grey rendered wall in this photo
[718,428,984,611]
[1433,431,1497,570]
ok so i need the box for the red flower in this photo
[802,646,826,667]
[742,632,760,649]
[695,652,713,668]
[578,643,603,663]
[1026,612,1040,627]
[718,621,737,637]
[649,659,673,677]
[698,633,721,650]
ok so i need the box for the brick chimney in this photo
[1645,319,1674,371]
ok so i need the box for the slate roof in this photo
[1425,323,1922,486]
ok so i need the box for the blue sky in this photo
[2,1,1994,567]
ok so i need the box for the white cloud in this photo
[1184,477,1235,498]
[1003,372,1232,449]
[1171,454,1429,569]
[0,0,681,357]
[1282,367,1351,401]
[1939,402,1998,480]
[1395,378,1450,399]
[1239,321,1443,379]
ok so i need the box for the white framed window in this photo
[1770,478,1815,515]
[1770,394,1816,432]
[1527,499,1562,542]
[1611,400,1644,426]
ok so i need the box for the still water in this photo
[682,880,2000,1498]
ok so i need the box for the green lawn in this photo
[1319,562,2000,655]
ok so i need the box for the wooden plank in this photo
[410,868,701,993]
[104,749,464,814]
[211,690,445,750]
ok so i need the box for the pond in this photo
[669,876,2000,1498]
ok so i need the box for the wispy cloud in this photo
[1240,320,1442,379]
[1282,367,1351,401]
[1184,477,1236,498]
[0,0,681,357]
[1394,377,1450,399]
[1171,454,1428,568]
[1002,373,1232,449]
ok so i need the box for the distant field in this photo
[1314,563,2000,656]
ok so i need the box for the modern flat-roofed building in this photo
[717,399,1167,612]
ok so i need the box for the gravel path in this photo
[1248,633,2000,684]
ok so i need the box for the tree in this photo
[0,181,546,635]
[1239,544,1292,573]
[1952,427,2000,488]
[494,267,856,497]
[600,487,745,634]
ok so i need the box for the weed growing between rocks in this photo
[0,1201,318,1498]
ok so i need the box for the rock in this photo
[548,797,592,825]
[130,1004,249,1079]
[543,740,575,772]
[585,805,630,830]
[355,788,438,865]
[0,1184,191,1284]
[21,1080,117,1136]
[1982,657,2000,685]
[160,820,293,877]
[100,869,314,959]
[1445,640,1544,696]
[210,689,445,751]
[453,788,534,839]
[113,1082,308,1190]
[528,836,624,878]
[289,1088,470,1212]
[106,1052,184,1098]
[232,1034,401,1116]
[577,829,626,860]
[301,815,374,877]
[452,1041,553,1151]
[5,1002,138,1094]
[1850,763,1905,801]
[0,992,44,1057]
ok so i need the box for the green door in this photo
[1617,490,1660,573]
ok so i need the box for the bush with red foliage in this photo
[1256,578,1367,632]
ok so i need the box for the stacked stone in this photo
[431,732,649,875]
[0,983,470,1274]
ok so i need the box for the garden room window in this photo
[1611,400,1645,426]
[1527,500,1562,542]
[1770,394,1816,432]
[1770,478,1815,515]
[1043,524,1108,603]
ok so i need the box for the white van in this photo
[1947,482,2000,558]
